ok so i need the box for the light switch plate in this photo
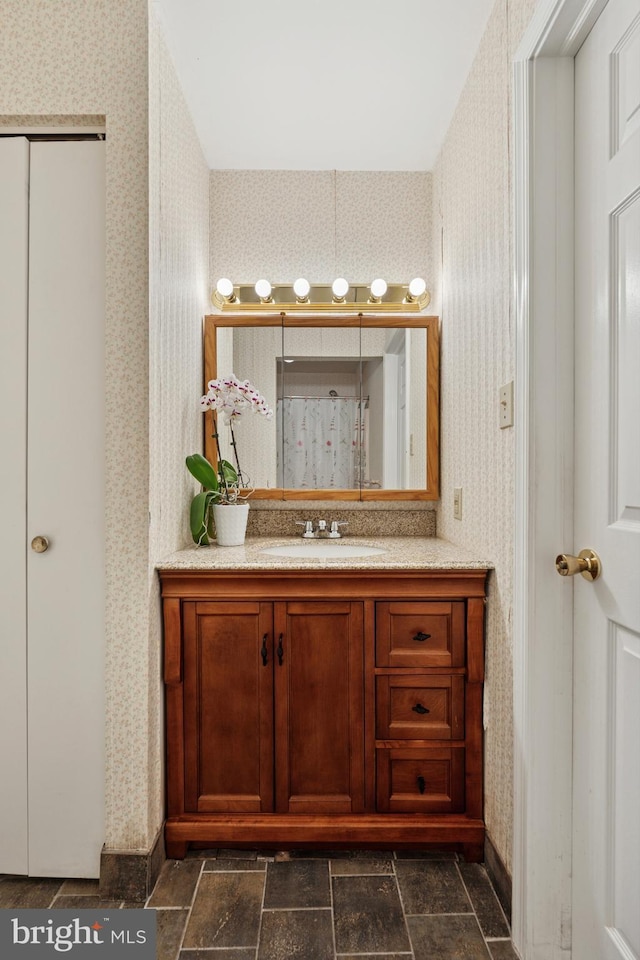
[453,487,462,520]
[499,381,514,428]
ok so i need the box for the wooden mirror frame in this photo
[203,313,440,501]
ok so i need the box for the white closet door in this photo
[27,141,106,877]
[0,137,29,875]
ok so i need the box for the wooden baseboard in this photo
[99,828,165,902]
[484,832,512,922]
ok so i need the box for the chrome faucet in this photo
[295,519,349,539]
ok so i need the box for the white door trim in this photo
[512,1,609,958]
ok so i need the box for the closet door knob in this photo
[417,775,426,795]
[277,634,284,666]
[412,703,429,715]
[413,631,431,642]
[261,635,268,666]
[31,536,49,553]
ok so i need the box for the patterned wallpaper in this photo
[432,0,538,874]
[148,14,210,842]
[210,170,433,291]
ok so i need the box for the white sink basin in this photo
[260,542,387,560]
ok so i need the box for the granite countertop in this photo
[157,537,492,572]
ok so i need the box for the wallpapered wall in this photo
[148,14,210,843]
[0,0,209,854]
[210,170,433,298]
[432,0,538,874]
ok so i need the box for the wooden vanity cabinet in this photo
[180,599,364,817]
[161,568,487,861]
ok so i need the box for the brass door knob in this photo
[31,535,50,553]
[555,548,601,581]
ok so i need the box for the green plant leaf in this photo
[186,453,219,491]
[218,458,238,484]
[190,490,216,545]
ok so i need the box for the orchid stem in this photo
[210,411,231,501]
[228,420,245,486]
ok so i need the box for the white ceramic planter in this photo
[213,503,250,546]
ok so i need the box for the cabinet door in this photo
[183,601,274,813]
[274,601,365,814]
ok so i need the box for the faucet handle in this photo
[317,519,327,531]
[295,520,315,538]
[329,520,348,538]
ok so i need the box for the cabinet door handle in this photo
[261,635,268,666]
[417,775,426,795]
[277,634,284,666]
[412,702,430,715]
[413,631,431,642]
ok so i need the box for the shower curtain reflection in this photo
[277,397,367,489]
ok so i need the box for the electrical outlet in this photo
[453,487,462,520]
[499,381,514,428]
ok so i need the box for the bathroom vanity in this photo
[159,539,489,861]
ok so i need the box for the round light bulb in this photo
[216,277,235,300]
[332,277,349,301]
[408,277,427,298]
[293,277,310,301]
[370,278,388,300]
[255,278,272,301]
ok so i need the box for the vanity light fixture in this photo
[211,279,430,312]
[369,278,388,303]
[254,279,273,303]
[331,277,349,303]
[293,277,311,303]
[215,277,236,303]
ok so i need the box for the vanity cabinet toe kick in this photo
[160,567,488,862]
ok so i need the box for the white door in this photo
[0,138,105,878]
[573,1,640,958]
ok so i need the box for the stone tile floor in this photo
[0,849,518,960]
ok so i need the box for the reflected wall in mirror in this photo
[203,315,439,500]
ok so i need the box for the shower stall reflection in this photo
[277,393,369,489]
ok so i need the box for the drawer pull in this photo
[413,631,432,642]
[417,775,426,794]
[412,702,430,715]
[277,634,284,666]
[261,635,268,666]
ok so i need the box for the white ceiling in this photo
[153,0,495,171]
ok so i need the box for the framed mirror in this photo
[203,314,439,500]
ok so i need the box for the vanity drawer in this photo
[376,747,465,813]
[375,601,465,668]
[376,675,464,740]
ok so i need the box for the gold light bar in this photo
[211,282,430,313]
